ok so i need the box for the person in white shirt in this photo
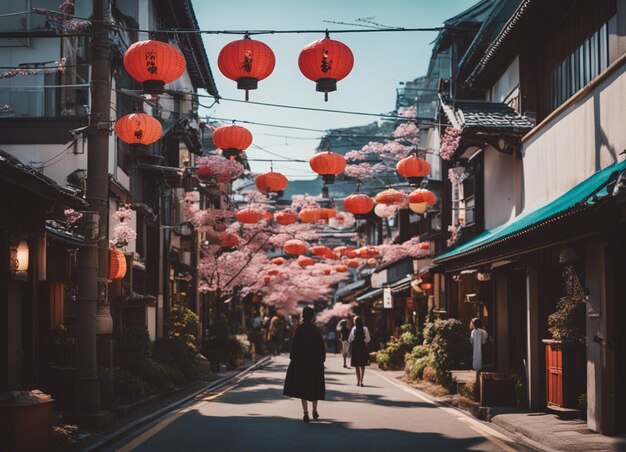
[348,316,371,387]
[470,317,488,370]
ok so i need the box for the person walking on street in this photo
[470,317,488,400]
[283,307,325,423]
[349,316,370,387]
[337,319,351,368]
[269,315,283,356]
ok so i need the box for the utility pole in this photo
[74,0,111,421]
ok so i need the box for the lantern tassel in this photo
[245,89,249,101]
[324,92,328,102]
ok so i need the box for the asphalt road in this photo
[116,354,522,452]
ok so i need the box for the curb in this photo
[83,355,272,451]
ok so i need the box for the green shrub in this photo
[423,319,471,387]
[408,355,433,381]
[410,345,430,361]
[166,304,200,352]
[140,358,185,394]
[153,337,199,382]
[120,325,152,370]
[375,326,421,370]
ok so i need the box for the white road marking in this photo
[371,370,517,452]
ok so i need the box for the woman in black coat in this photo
[283,306,325,422]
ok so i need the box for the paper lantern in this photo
[319,208,337,220]
[283,239,308,255]
[408,189,437,214]
[123,40,186,94]
[421,282,433,291]
[322,267,332,275]
[218,37,276,100]
[197,165,212,180]
[311,245,331,257]
[345,250,358,258]
[309,152,346,184]
[108,248,127,280]
[396,156,431,185]
[375,188,405,206]
[272,257,285,265]
[419,242,430,250]
[343,193,374,218]
[236,208,263,224]
[256,171,288,194]
[263,275,271,285]
[262,211,273,220]
[220,233,239,248]
[347,260,360,268]
[335,265,348,273]
[115,113,162,146]
[299,208,322,223]
[298,36,354,101]
[213,124,253,160]
[357,246,379,258]
[267,268,280,276]
[298,255,315,267]
[274,210,297,225]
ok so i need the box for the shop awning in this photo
[390,275,412,294]
[356,288,383,302]
[434,159,626,265]
[335,279,368,300]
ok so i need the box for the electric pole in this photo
[74,0,111,420]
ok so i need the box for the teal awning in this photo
[434,160,626,265]
[356,288,383,302]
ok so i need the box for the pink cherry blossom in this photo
[316,303,356,325]
[440,127,462,161]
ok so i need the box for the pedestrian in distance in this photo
[268,314,283,356]
[283,306,325,423]
[470,317,488,400]
[349,316,370,386]
[337,319,351,368]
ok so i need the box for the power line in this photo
[204,116,327,133]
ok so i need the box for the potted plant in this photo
[543,264,586,409]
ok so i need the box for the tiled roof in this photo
[441,98,534,133]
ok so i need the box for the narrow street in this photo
[116,355,520,452]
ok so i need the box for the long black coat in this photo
[283,322,325,401]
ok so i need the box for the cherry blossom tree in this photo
[316,302,356,325]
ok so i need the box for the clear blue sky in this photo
[193,0,478,180]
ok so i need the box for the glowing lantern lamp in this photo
[256,171,288,194]
[396,156,431,185]
[408,188,437,214]
[309,151,346,184]
[115,113,162,146]
[108,248,127,280]
[218,36,276,101]
[267,268,280,276]
[236,208,263,224]
[220,233,240,248]
[298,34,354,101]
[123,40,186,94]
[274,210,297,225]
[375,188,405,206]
[298,255,315,267]
[335,265,348,273]
[197,165,212,180]
[319,208,337,221]
[213,124,253,160]
[283,239,308,256]
[299,208,322,223]
[11,240,29,272]
[343,193,374,218]
[347,260,360,268]
[421,282,433,291]
[419,242,430,250]
[311,245,331,257]
[272,257,285,265]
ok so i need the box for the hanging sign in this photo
[383,286,393,309]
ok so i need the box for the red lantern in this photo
[419,242,430,250]
[421,282,433,291]
[375,188,405,206]
[408,188,437,214]
[213,124,253,160]
[299,208,321,223]
[255,171,288,194]
[220,233,239,248]
[274,210,297,225]
[319,208,336,221]
[345,250,358,259]
[333,246,347,255]
[367,257,378,266]
[335,265,348,273]
[357,246,379,258]
[298,255,315,267]
[197,165,212,180]
[267,268,280,276]
[347,260,360,268]
[311,245,331,257]
[272,257,285,265]
[343,193,374,218]
[298,36,354,101]
[284,239,308,256]
[236,208,262,224]
[322,267,332,275]
[397,156,431,185]
[263,275,271,285]
[109,248,127,280]
[218,36,276,101]
[216,173,232,184]
[115,113,162,146]
[309,152,346,184]
[123,40,186,94]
